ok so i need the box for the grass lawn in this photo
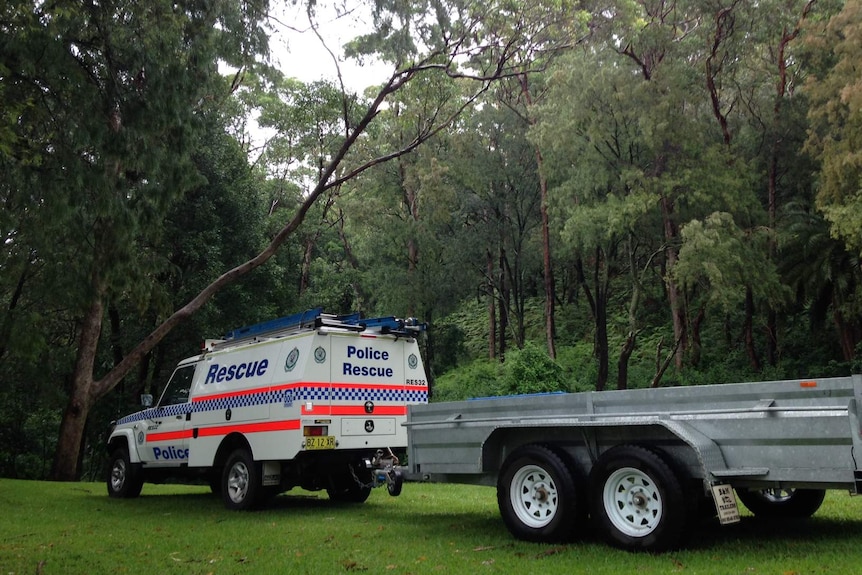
[2,478,862,574]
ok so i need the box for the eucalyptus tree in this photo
[1,0,572,479]
[1,0,270,480]
[791,0,862,362]
[804,0,862,255]
[533,50,662,390]
[447,99,546,357]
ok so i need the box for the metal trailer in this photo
[404,375,862,551]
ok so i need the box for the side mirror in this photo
[140,394,153,408]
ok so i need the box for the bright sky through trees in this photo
[268,2,390,90]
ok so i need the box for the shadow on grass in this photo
[88,485,862,553]
[683,513,862,551]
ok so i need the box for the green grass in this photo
[2,480,862,574]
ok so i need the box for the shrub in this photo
[432,359,505,401]
[502,342,568,395]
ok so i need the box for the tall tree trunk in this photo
[336,208,368,308]
[575,252,609,392]
[618,236,642,390]
[762,2,815,365]
[299,238,315,295]
[743,286,761,371]
[0,258,29,361]
[499,246,510,358]
[487,249,496,360]
[660,193,687,368]
[519,73,555,359]
[51,276,106,481]
[618,332,636,391]
[690,304,706,368]
[594,247,609,392]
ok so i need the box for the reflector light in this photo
[303,426,328,437]
[800,381,817,388]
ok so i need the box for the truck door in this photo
[140,364,196,467]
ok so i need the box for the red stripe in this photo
[196,419,301,436]
[301,405,332,415]
[147,429,194,442]
[147,419,302,443]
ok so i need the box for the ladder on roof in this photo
[222,307,324,341]
[212,308,426,350]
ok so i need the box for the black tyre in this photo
[497,444,584,543]
[589,445,687,552]
[222,448,262,510]
[327,463,372,503]
[387,468,404,497]
[106,447,144,499]
[736,487,826,519]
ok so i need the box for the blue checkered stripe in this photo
[331,388,428,403]
[116,386,429,425]
[117,403,189,425]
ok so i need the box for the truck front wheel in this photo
[497,444,583,543]
[222,448,262,510]
[736,487,825,519]
[106,447,143,499]
[590,445,687,552]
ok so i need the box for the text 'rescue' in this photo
[343,345,394,378]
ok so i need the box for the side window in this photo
[159,365,195,406]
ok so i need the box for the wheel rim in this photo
[758,488,795,503]
[227,460,250,504]
[110,458,127,492]
[603,466,663,537]
[509,463,560,528]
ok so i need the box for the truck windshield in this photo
[159,365,195,406]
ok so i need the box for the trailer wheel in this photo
[736,487,825,519]
[387,468,404,497]
[222,448,262,510]
[106,447,143,498]
[497,444,583,543]
[590,445,686,552]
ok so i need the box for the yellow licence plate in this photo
[305,436,336,450]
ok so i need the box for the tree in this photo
[804,0,862,254]
[4,0,561,480]
[1,0,270,480]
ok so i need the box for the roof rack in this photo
[222,307,323,341]
[207,309,426,351]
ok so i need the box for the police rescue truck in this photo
[108,308,862,552]
[106,309,428,510]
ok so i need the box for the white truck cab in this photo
[106,309,428,509]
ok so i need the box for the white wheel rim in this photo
[603,466,663,537]
[509,463,559,528]
[227,461,250,504]
[759,488,795,503]
[110,459,126,492]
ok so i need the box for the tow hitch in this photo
[363,448,404,496]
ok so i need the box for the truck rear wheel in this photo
[736,487,825,519]
[497,444,583,543]
[106,447,143,498]
[222,448,262,510]
[590,445,686,552]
